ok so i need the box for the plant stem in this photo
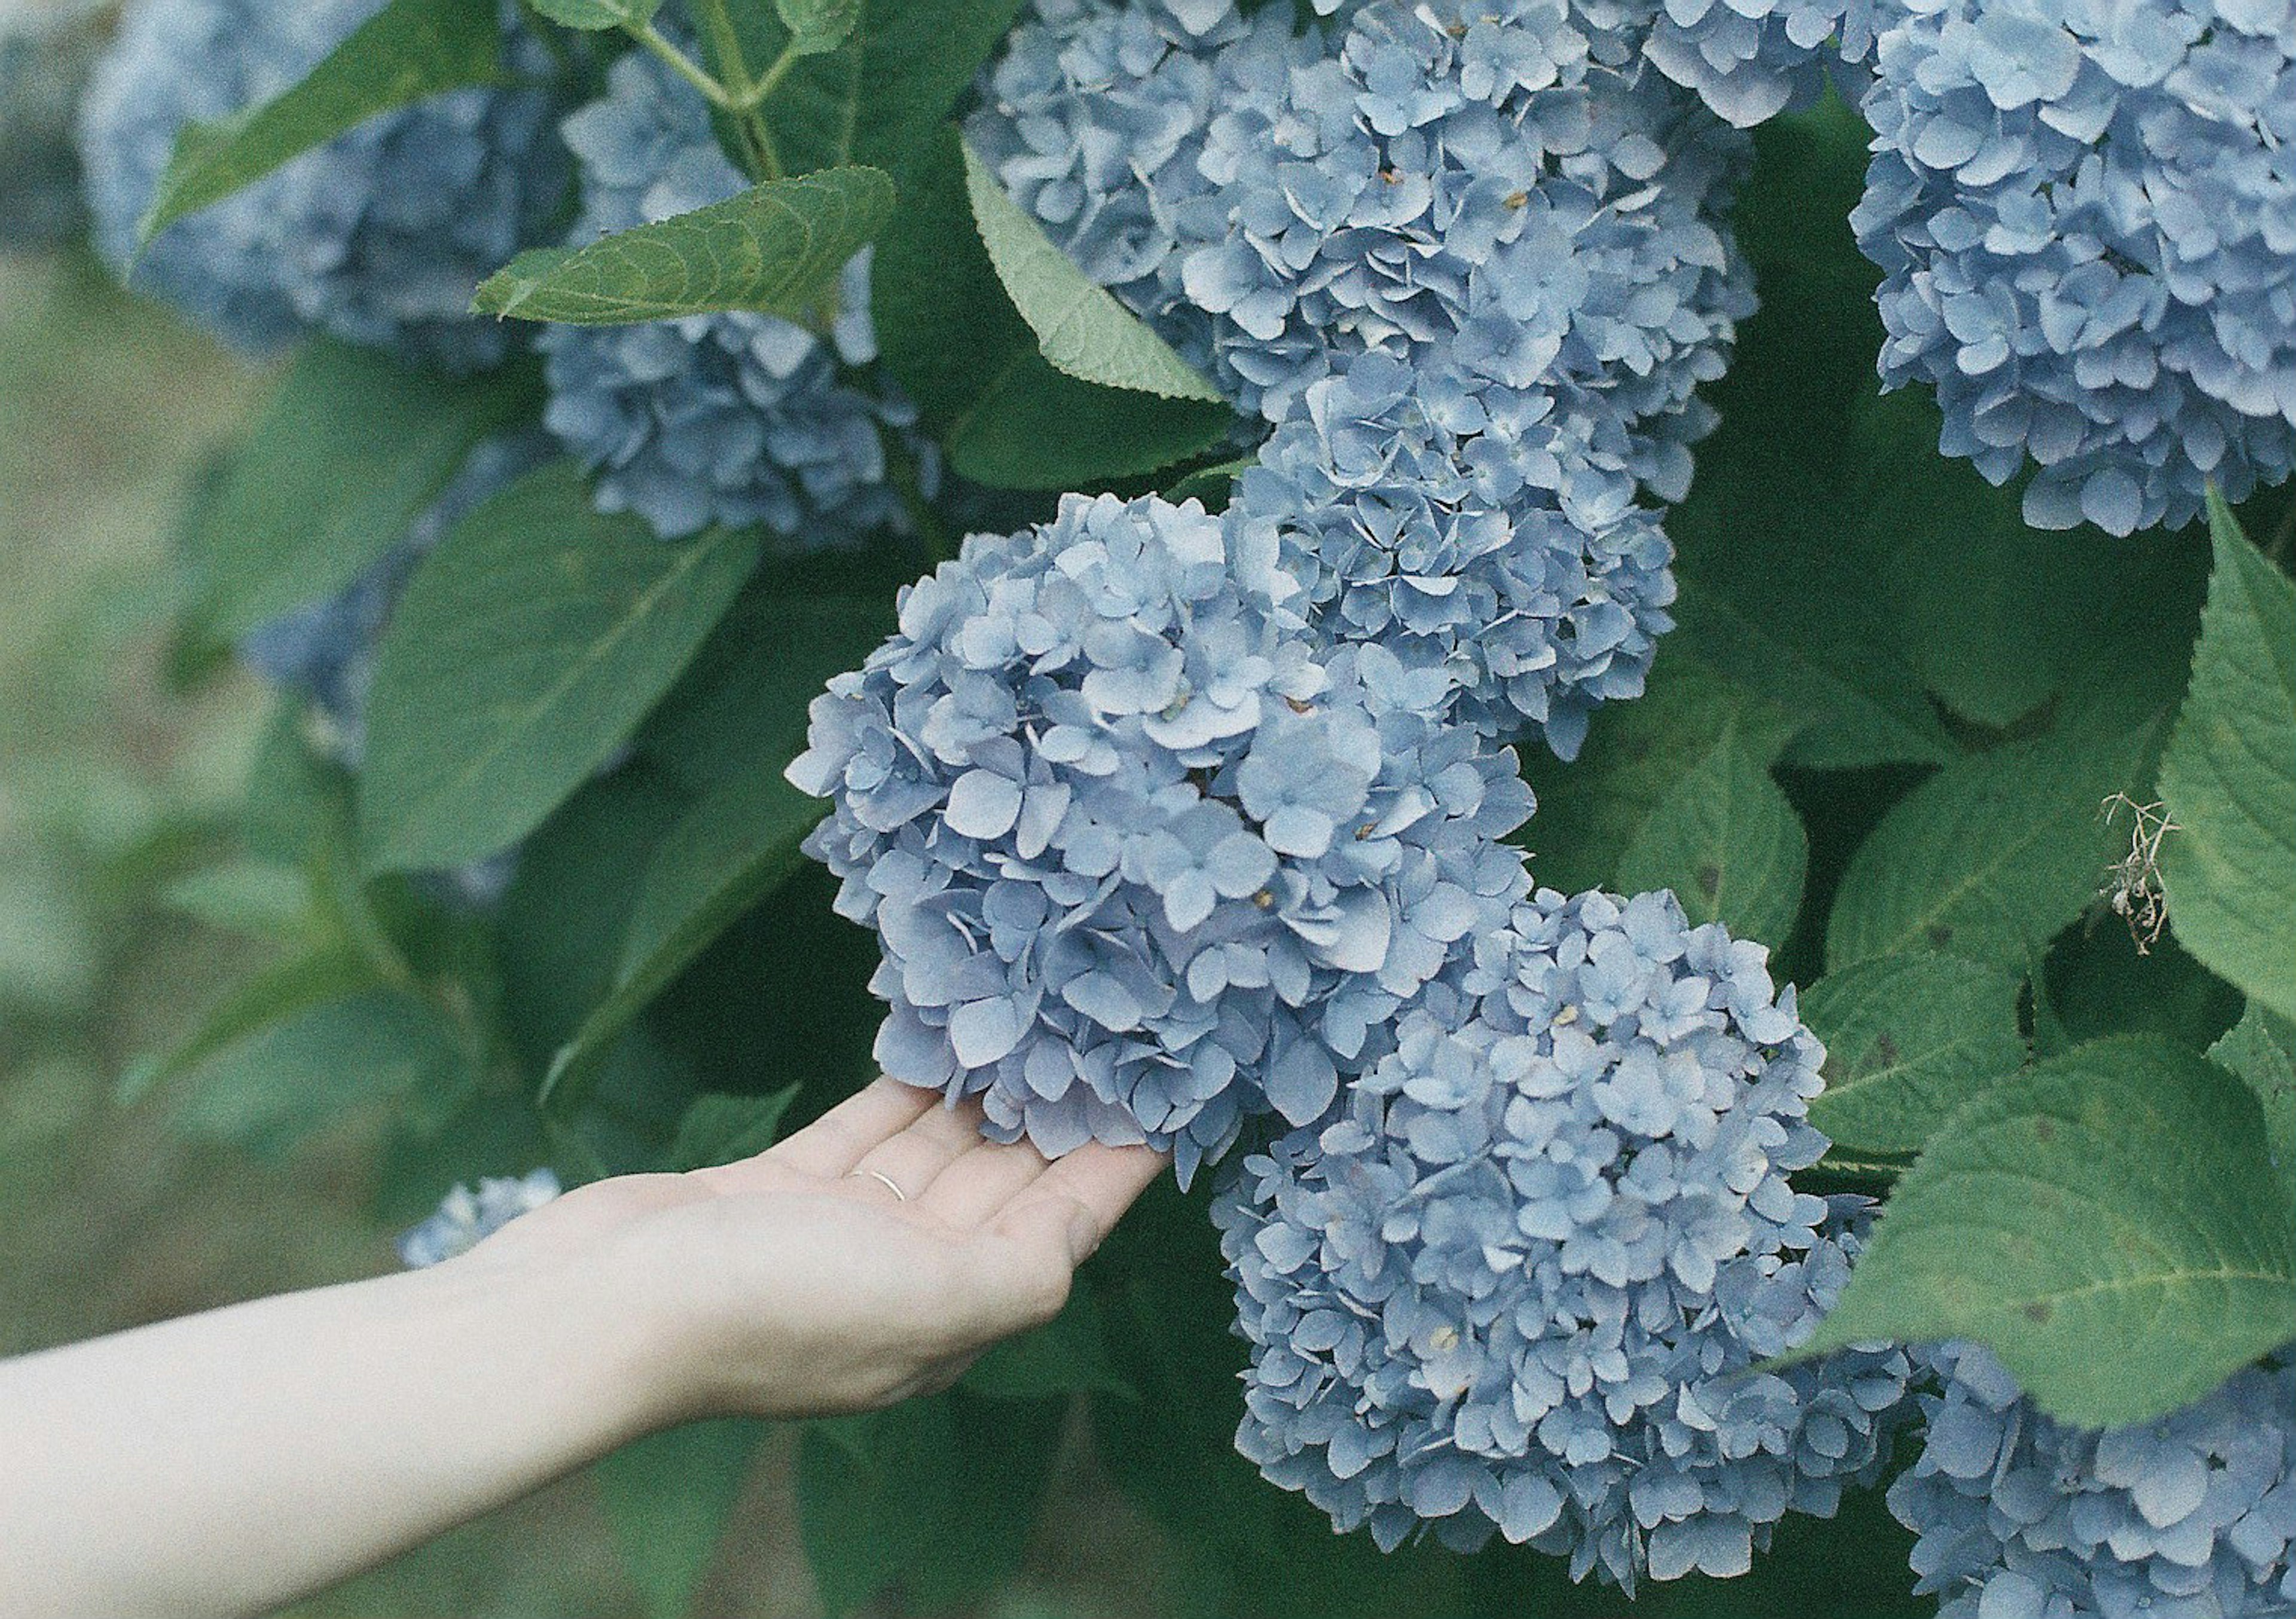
[626,21,733,109]
[689,0,787,180]
[737,40,805,109]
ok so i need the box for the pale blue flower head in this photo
[1852,0,2296,533]
[77,0,571,368]
[1230,350,1677,759]
[538,42,935,543]
[1889,1342,2296,1618]
[1216,886,1916,1586]
[397,1169,563,1267]
[787,493,1534,1185]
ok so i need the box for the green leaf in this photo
[1613,713,1808,945]
[2213,1005,2296,1202]
[2158,491,2296,1025]
[636,573,893,794]
[962,1284,1135,1401]
[188,343,536,641]
[776,0,861,54]
[595,1419,767,1619]
[526,0,662,26]
[874,129,1231,488]
[360,463,758,873]
[172,989,469,1157]
[663,1087,802,1171]
[139,0,502,243]
[799,1393,1062,1618]
[474,167,895,325]
[1800,1035,2296,1427]
[118,945,377,1104]
[1825,699,2172,972]
[157,860,315,944]
[1519,655,1797,897]
[961,140,1224,402]
[730,0,1029,182]
[543,760,823,1111]
[1802,951,2026,1158]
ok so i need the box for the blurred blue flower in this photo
[1217,887,1916,1586]
[787,493,1533,1184]
[1891,1343,2296,1618]
[1852,0,2296,533]
[397,1169,562,1267]
[77,0,571,369]
[538,43,935,543]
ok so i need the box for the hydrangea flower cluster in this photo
[972,0,1752,754]
[396,1169,563,1268]
[240,435,552,765]
[1889,1342,2296,1617]
[1851,0,2296,534]
[1229,351,1677,757]
[788,491,1533,1185]
[538,44,935,543]
[0,1,108,249]
[1629,0,1886,129]
[1215,887,1915,1586]
[77,0,570,371]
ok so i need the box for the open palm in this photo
[469,1079,1167,1419]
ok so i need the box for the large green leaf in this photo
[1825,699,2172,972]
[961,141,1222,403]
[961,1283,1134,1401]
[663,1087,802,1171]
[139,0,502,243]
[1802,951,2026,1159]
[1520,656,1797,896]
[171,989,468,1158]
[1800,1036,2296,1426]
[474,167,894,325]
[798,1392,1062,1617]
[595,1419,767,1619]
[2213,1005,2296,1203]
[187,343,536,640]
[360,463,759,873]
[725,0,1030,181]
[873,128,1232,488]
[2158,492,2296,1024]
[776,0,862,54]
[528,0,662,26]
[1613,713,1808,945]
[543,760,823,1111]
[118,945,377,1104]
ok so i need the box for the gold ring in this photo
[847,1167,907,1202]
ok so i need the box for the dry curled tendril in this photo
[2098,793,2178,955]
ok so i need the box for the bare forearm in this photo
[0,1253,664,1618]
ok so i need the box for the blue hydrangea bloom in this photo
[787,492,1534,1185]
[1216,887,1916,1586]
[1851,0,2296,534]
[972,0,1755,479]
[240,435,552,765]
[77,0,570,370]
[397,1169,563,1267]
[1890,1343,2296,1618]
[538,45,935,543]
[1229,350,1676,757]
[0,2,107,248]
[1632,0,1887,127]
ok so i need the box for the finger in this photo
[759,1077,938,1178]
[915,1134,1053,1227]
[844,1095,991,1205]
[996,1142,1168,1263]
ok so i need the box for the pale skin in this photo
[0,1079,1167,1619]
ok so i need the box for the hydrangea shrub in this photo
[77,0,2296,1612]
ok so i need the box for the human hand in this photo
[459,1079,1167,1424]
